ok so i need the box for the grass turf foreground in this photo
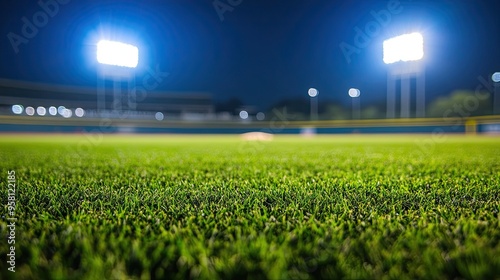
[0,135,499,279]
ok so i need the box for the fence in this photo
[1,114,500,134]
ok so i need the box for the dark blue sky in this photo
[1,0,499,109]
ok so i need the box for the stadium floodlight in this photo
[256,112,265,121]
[493,72,500,83]
[25,106,35,116]
[348,88,361,98]
[57,106,66,116]
[155,112,164,121]
[36,106,47,116]
[384,32,426,119]
[239,110,249,120]
[12,105,23,115]
[75,108,85,118]
[97,40,139,68]
[62,109,72,118]
[383,32,424,64]
[308,88,319,97]
[49,106,57,116]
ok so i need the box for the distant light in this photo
[155,112,164,121]
[62,109,72,118]
[49,106,57,116]
[97,40,139,68]
[308,88,319,97]
[75,108,85,118]
[239,110,249,120]
[57,106,66,116]
[383,32,424,64]
[256,112,265,121]
[36,106,47,116]
[25,106,35,116]
[493,72,500,83]
[348,88,361,98]
[12,105,23,115]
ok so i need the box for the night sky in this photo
[1,0,499,110]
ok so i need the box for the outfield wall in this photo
[0,115,499,134]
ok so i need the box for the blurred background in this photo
[1,0,499,134]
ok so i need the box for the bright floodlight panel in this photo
[383,33,424,64]
[97,40,139,68]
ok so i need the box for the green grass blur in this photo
[0,135,499,279]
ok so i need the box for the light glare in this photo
[26,106,35,116]
[58,106,66,115]
[97,40,139,68]
[36,106,47,116]
[348,88,361,98]
[49,106,57,116]
[256,112,265,121]
[493,72,500,83]
[383,33,424,64]
[155,112,164,121]
[12,105,23,115]
[239,110,249,120]
[62,109,72,118]
[75,108,85,117]
[308,88,319,97]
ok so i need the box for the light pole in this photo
[493,72,500,115]
[308,88,319,121]
[383,32,425,118]
[96,40,139,117]
[348,88,361,119]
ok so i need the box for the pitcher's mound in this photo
[240,132,274,141]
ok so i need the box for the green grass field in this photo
[1,135,499,279]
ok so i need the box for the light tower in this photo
[493,72,500,115]
[96,40,139,117]
[348,88,361,119]
[308,88,319,121]
[383,32,425,118]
